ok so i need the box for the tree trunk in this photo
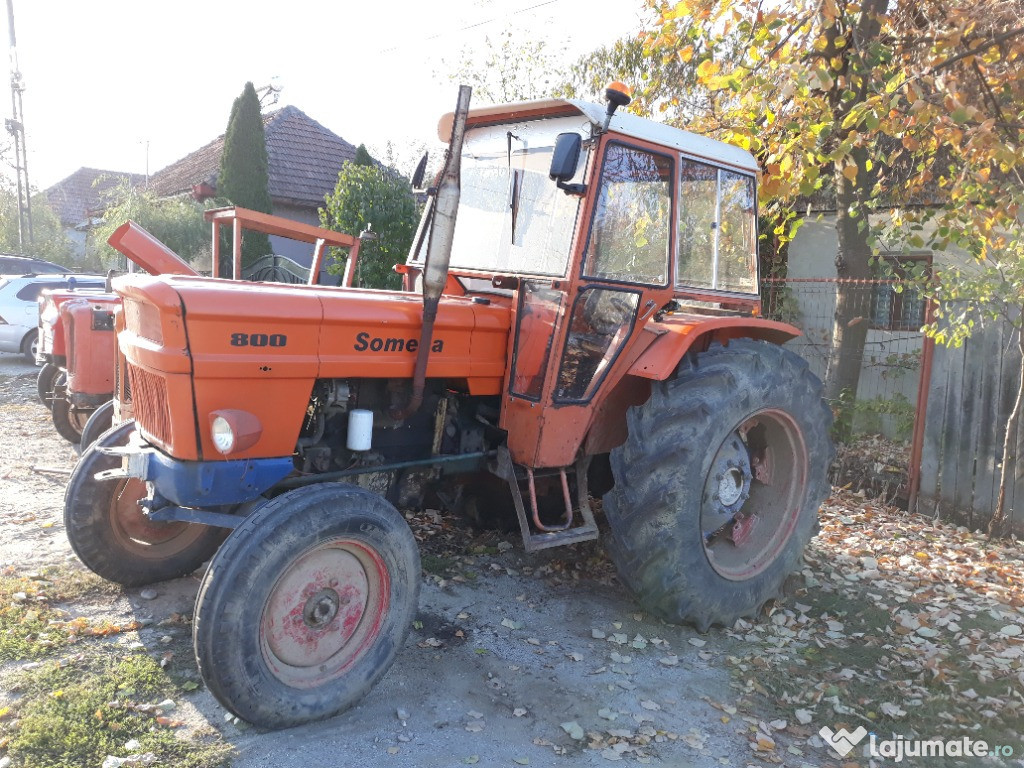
[824,149,874,439]
[988,319,1024,538]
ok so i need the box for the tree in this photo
[645,0,1024,527]
[353,144,375,167]
[441,28,561,103]
[218,82,272,270]
[91,180,211,272]
[0,184,72,265]
[874,1,1024,535]
[319,164,419,290]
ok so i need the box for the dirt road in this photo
[1,351,1021,768]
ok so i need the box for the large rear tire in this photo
[36,363,60,410]
[64,422,226,586]
[193,484,420,729]
[603,339,831,631]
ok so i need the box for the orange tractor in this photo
[36,208,353,448]
[65,85,831,729]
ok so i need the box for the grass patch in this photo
[421,554,458,576]
[0,567,126,662]
[2,652,231,768]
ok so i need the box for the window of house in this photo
[869,253,930,331]
[677,158,758,294]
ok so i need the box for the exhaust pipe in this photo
[391,84,471,420]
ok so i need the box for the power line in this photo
[379,0,562,53]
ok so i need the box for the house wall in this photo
[783,214,928,439]
[267,203,322,268]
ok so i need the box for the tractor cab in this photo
[401,87,778,547]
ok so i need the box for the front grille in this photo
[115,353,132,404]
[126,362,170,445]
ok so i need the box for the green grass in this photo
[0,567,123,662]
[0,567,232,768]
[3,653,231,768]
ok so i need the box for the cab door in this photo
[503,138,677,467]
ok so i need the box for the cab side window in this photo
[583,143,673,286]
[677,159,757,294]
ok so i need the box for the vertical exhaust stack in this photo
[392,85,472,420]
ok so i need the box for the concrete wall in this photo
[782,214,927,439]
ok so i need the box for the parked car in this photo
[0,274,106,360]
[0,253,71,275]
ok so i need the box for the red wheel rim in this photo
[107,478,208,556]
[260,538,390,689]
[700,409,808,581]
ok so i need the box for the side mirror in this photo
[549,133,586,196]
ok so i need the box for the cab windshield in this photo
[410,116,589,277]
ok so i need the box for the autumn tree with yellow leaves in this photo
[641,0,1023,532]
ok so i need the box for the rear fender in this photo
[626,316,801,381]
[582,317,801,456]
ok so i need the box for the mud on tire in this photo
[193,483,421,729]
[603,339,832,631]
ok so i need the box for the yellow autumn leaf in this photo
[696,59,720,80]
[678,45,695,63]
[842,164,858,181]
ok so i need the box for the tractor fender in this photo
[626,316,802,381]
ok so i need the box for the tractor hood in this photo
[113,274,511,460]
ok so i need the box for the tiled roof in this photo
[44,168,146,227]
[148,106,357,207]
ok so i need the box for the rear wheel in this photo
[193,484,420,729]
[64,422,226,586]
[50,372,91,445]
[36,363,60,409]
[603,340,831,631]
[79,399,115,453]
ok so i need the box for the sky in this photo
[2,0,650,191]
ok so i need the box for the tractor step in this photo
[493,448,599,553]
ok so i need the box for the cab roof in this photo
[438,98,759,174]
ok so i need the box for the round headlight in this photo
[211,415,235,454]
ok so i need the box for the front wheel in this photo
[79,399,116,454]
[193,484,421,729]
[36,363,60,409]
[603,340,832,631]
[50,371,91,444]
[64,422,226,586]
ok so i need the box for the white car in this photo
[0,274,107,361]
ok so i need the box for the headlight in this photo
[211,415,235,454]
[209,409,262,455]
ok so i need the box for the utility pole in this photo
[5,0,31,249]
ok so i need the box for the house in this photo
[776,207,949,441]
[44,168,145,260]
[148,105,357,268]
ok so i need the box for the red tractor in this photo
[36,208,355,447]
[64,85,831,729]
